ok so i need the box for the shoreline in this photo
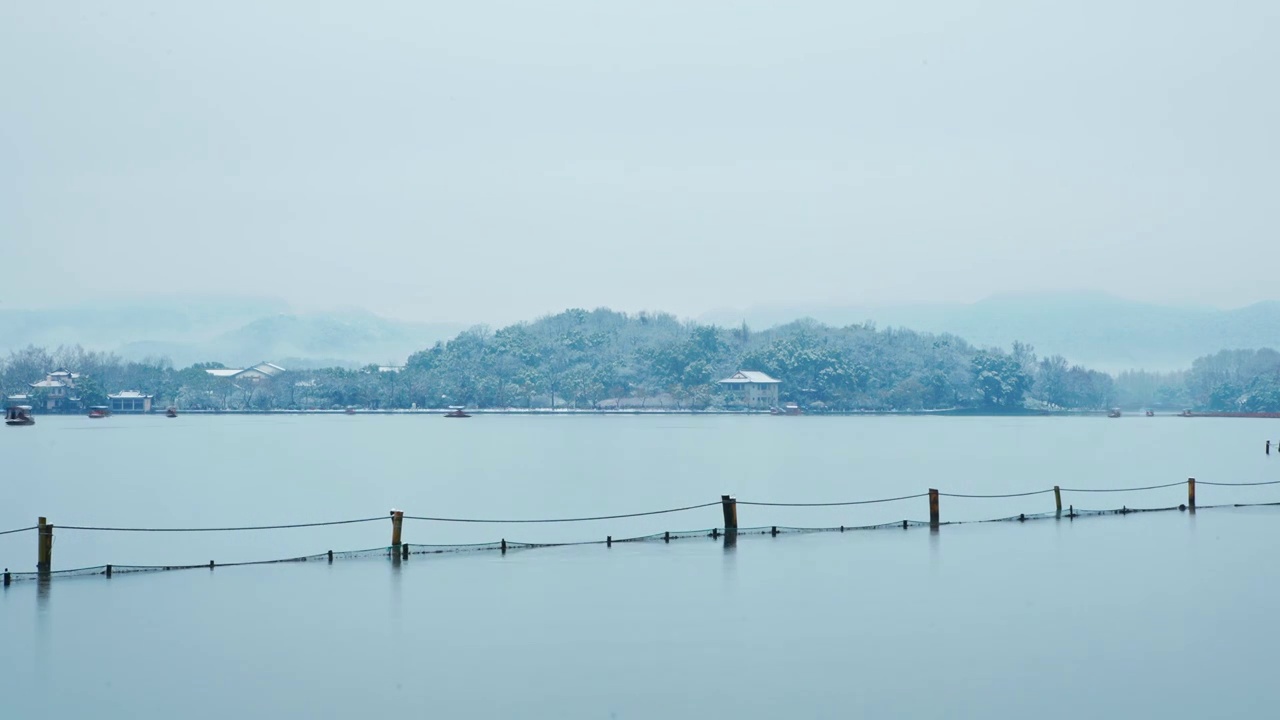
[20,407,1177,418]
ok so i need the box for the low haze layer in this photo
[704,292,1280,372]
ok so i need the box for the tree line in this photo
[0,308,1273,413]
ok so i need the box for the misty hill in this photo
[121,311,465,368]
[0,295,287,352]
[702,293,1280,372]
[0,298,464,368]
[3,307,1119,412]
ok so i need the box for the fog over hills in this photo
[701,292,1280,372]
[0,296,465,368]
[4,292,1280,373]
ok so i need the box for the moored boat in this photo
[1107,408,1122,418]
[5,405,35,426]
[165,407,178,418]
[88,406,111,419]
[444,405,471,418]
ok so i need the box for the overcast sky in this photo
[2,1,1276,324]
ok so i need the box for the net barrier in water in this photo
[3,478,1278,585]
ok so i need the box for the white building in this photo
[29,369,81,411]
[205,362,287,382]
[717,370,781,409]
[108,391,154,414]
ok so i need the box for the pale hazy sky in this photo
[2,1,1276,324]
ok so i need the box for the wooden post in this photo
[3,568,9,587]
[500,539,507,554]
[327,550,333,563]
[771,525,778,537]
[928,489,939,529]
[401,543,409,560]
[209,560,215,571]
[1054,486,1062,517]
[390,509,404,549]
[664,531,670,543]
[606,535,612,548]
[721,495,738,531]
[1188,477,1196,511]
[1268,440,1272,455]
[105,564,112,578]
[37,517,52,573]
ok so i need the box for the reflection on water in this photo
[36,574,50,605]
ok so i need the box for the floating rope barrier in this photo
[5,477,1277,585]
[8,501,1279,585]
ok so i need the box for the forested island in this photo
[0,308,1274,414]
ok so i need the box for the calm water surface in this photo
[2,414,1278,718]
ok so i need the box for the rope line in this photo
[17,479,1279,534]
[404,501,721,524]
[1196,480,1280,487]
[939,489,1054,499]
[738,493,928,507]
[58,517,386,532]
[1059,481,1187,493]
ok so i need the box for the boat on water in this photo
[1145,410,1155,417]
[771,403,803,416]
[1107,408,1122,418]
[345,407,357,415]
[88,406,111,419]
[5,405,35,426]
[444,405,471,418]
[165,407,178,418]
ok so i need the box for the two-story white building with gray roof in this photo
[717,370,781,409]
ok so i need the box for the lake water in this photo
[2,414,1278,718]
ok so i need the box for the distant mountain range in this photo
[0,296,465,368]
[701,292,1280,372]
